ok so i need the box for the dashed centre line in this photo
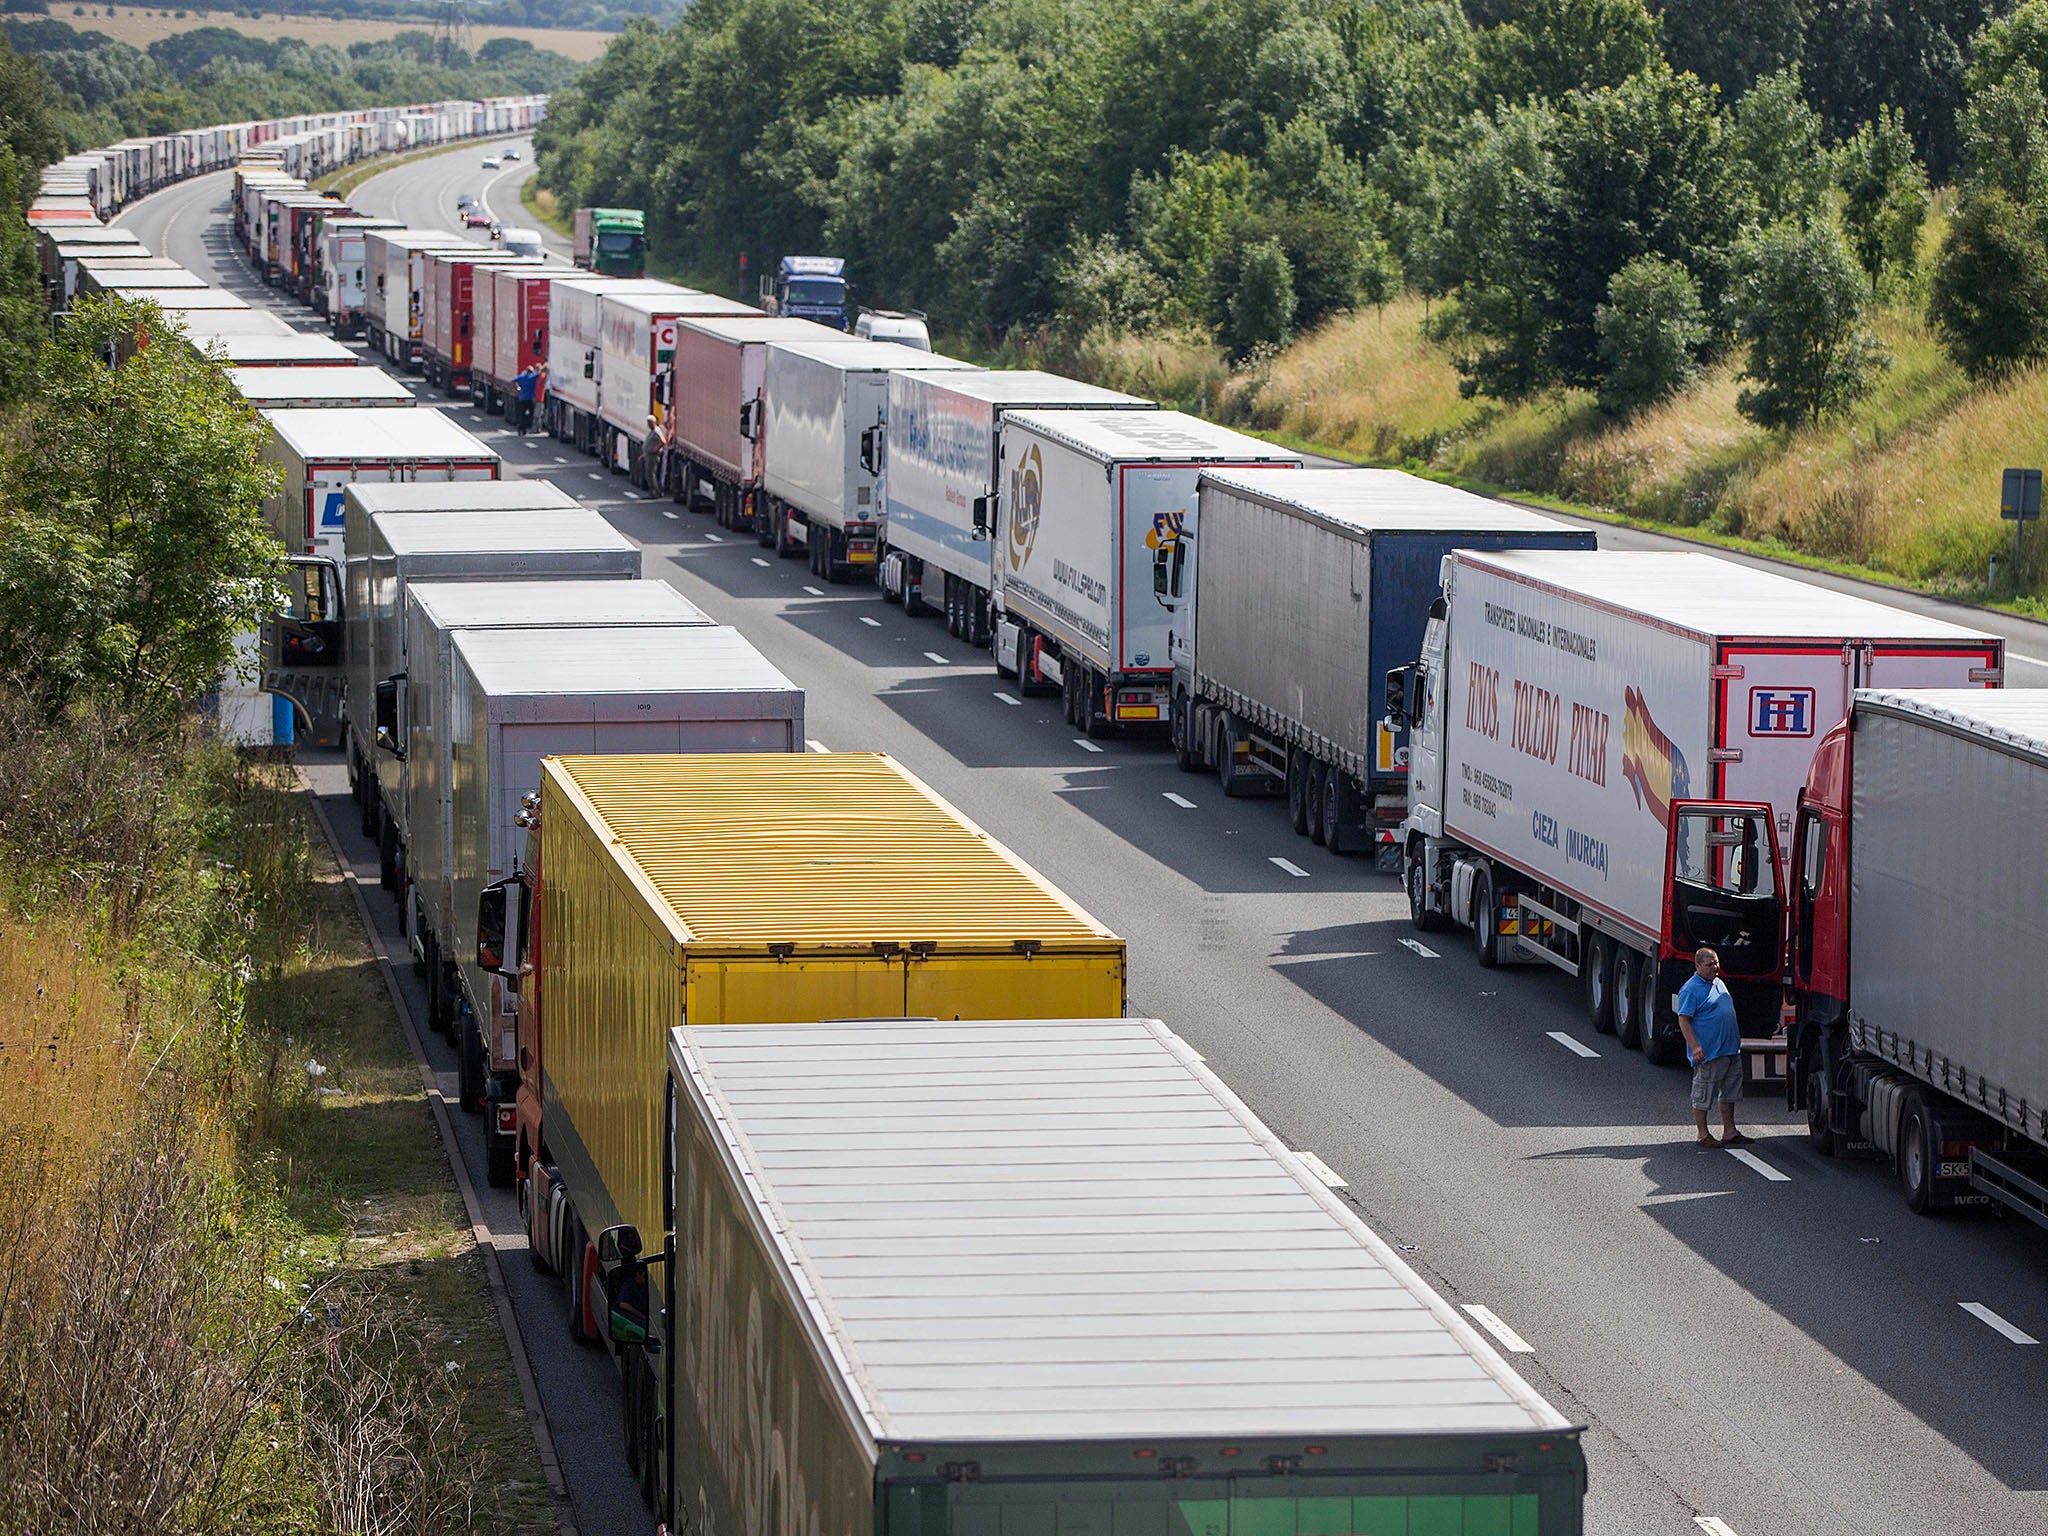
[1074,739,1104,753]
[1727,1147,1790,1182]
[1693,1518,1744,1536]
[554,455,569,464]
[1270,857,1310,878]
[805,739,830,754]
[703,532,724,542]
[1460,1304,1533,1354]
[923,651,950,665]
[750,557,771,568]
[859,616,882,628]
[803,585,825,596]
[993,692,1020,706]
[1398,938,1440,959]
[661,509,678,520]
[1292,1150,1348,1189]
[1961,1302,2038,1344]
[1547,1030,1600,1059]
[1163,792,1196,809]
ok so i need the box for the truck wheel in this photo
[1585,935,1616,1033]
[458,1009,484,1113]
[1805,1062,1836,1155]
[1323,770,1350,856]
[1899,1097,1935,1215]
[1407,848,1445,932]
[1640,962,1683,1066]
[1173,695,1202,773]
[567,1220,594,1343]
[1061,669,1080,728]
[487,1137,515,1189]
[1218,716,1247,798]
[1305,761,1328,844]
[378,819,398,892]
[1470,869,1500,967]
[1612,947,1644,1049]
[1287,753,1310,835]
[775,511,800,559]
[1083,676,1113,739]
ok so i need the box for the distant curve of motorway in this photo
[121,149,2048,1536]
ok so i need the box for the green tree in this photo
[1799,0,1995,181]
[1475,0,1660,104]
[1927,189,2048,376]
[0,29,62,174]
[1965,0,2048,96]
[1730,67,1831,226]
[1129,148,1260,329]
[1052,232,1168,337]
[1837,105,1929,289]
[0,148,43,400]
[1957,64,2048,203]
[1652,0,1811,97]
[0,297,284,726]
[1226,235,1296,353]
[1731,219,1889,427]
[1595,254,1707,415]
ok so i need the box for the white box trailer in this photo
[364,229,472,366]
[880,369,1151,641]
[759,338,978,580]
[990,409,1300,732]
[1788,690,2048,1225]
[399,579,717,1116]
[187,325,351,360]
[260,406,499,560]
[545,276,677,453]
[1174,468,1592,859]
[230,366,414,409]
[344,501,638,891]
[1396,549,2002,1066]
[652,1016,1588,1536]
[44,228,145,301]
[320,215,401,333]
[594,288,755,484]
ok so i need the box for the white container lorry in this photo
[1392,549,2002,1066]
[230,365,414,410]
[758,337,978,580]
[594,288,755,484]
[990,409,1299,733]
[316,214,398,333]
[363,229,471,367]
[880,369,1151,643]
[1171,468,1592,862]
[545,276,678,453]
[259,406,499,561]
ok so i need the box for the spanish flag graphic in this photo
[1620,686,1690,827]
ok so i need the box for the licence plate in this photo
[849,548,876,563]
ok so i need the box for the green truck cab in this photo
[573,206,646,277]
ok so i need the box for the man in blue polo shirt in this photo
[1677,947,1747,1149]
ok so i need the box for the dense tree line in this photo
[538,0,2048,430]
[10,0,677,34]
[3,15,579,147]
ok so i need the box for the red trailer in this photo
[476,264,576,413]
[422,249,540,395]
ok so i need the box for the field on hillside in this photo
[64,4,614,60]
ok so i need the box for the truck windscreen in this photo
[933,1479,1564,1536]
[786,279,845,305]
[597,231,642,253]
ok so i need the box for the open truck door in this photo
[1663,799,1788,1080]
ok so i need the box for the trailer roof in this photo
[892,369,1152,409]
[346,479,578,515]
[1006,407,1305,466]
[766,337,980,374]
[408,578,708,630]
[49,228,145,246]
[602,289,759,319]
[366,228,470,250]
[145,288,254,311]
[1856,689,2048,761]
[262,407,497,461]
[1204,467,1584,536]
[673,1016,1573,1443]
[1462,550,1997,642]
[453,623,797,700]
[549,753,1119,946]
[184,322,344,351]
[676,314,848,345]
[87,269,207,289]
[369,506,635,556]
[230,366,415,406]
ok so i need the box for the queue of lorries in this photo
[46,94,2048,1533]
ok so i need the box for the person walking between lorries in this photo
[1678,947,1748,1149]
[514,362,540,434]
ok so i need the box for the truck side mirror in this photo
[739,400,760,441]
[858,425,879,476]
[373,675,405,758]
[1384,665,1412,729]
[596,1224,654,1347]
[971,494,992,538]
[476,875,525,976]
[582,349,594,379]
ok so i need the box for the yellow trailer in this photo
[506,752,1125,1266]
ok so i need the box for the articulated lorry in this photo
[990,409,1299,734]
[594,288,755,484]
[757,338,978,579]
[363,228,473,367]
[1171,469,1591,862]
[474,262,576,412]
[259,406,500,562]
[1787,690,2048,1225]
[317,215,399,333]
[658,314,843,529]
[230,365,414,410]
[421,248,541,393]
[879,369,1151,642]
[759,253,849,328]
[1391,550,2001,1066]
[572,207,646,277]
[543,276,679,453]
[470,753,1128,1509]
[624,1015,1590,1533]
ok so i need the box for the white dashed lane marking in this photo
[1961,1302,2038,1344]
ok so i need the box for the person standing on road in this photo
[1678,947,1747,1148]
[513,362,539,433]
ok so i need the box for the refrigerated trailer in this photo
[475,263,576,412]
[1787,690,2048,1225]
[316,214,400,331]
[990,409,1300,733]
[880,369,1151,642]
[659,314,845,530]
[364,229,472,367]
[631,1016,1588,1536]
[469,752,1128,1514]
[544,276,678,453]
[422,248,541,394]
[259,407,499,561]
[1172,469,1592,862]
[1392,550,2002,1067]
[595,288,756,484]
[758,338,979,579]
[229,365,414,409]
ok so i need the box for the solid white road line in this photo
[993,692,1020,706]
[805,739,829,754]
[1727,1147,1791,1182]
[1547,1030,1600,1059]
[751,557,771,568]
[859,615,881,627]
[1163,792,1196,809]
[1694,1518,1743,1536]
[803,585,824,596]
[2009,651,2048,667]
[1270,857,1310,877]
[1292,1150,1348,1189]
[1398,937,1440,959]
[1961,1302,2039,1344]
[1074,739,1104,752]
[923,651,950,664]
[1460,1304,1533,1354]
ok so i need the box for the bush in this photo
[1227,237,1296,356]
[1731,219,1890,428]
[1052,233,1168,339]
[1928,188,2048,377]
[1594,255,1707,416]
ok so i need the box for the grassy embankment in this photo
[69,5,618,61]
[0,721,552,1532]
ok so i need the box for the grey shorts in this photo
[1691,1053,1744,1110]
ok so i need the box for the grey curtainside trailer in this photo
[638,1016,1586,1536]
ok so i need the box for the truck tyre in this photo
[1899,1096,1935,1215]
[1305,761,1328,844]
[379,820,398,892]
[458,1008,484,1113]
[1323,770,1350,856]
[1174,695,1202,773]
[776,510,801,560]
[567,1221,594,1343]
[487,1136,515,1189]
[1287,753,1310,835]
[1639,963,1683,1066]
[1470,869,1500,967]
[1218,716,1247,798]
[1083,675,1112,739]
[1585,935,1616,1034]
[1612,947,1644,1049]
[1407,847,1445,932]
[1805,1061,1836,1155]
[526,1165,552,1272]
[1062,668,1080,728]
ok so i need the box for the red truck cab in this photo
[1787,722,1851,1038]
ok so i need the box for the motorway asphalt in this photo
[121,148,2048,1536]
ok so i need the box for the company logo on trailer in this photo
[1749,687,1814,736]
[1008,442,1043,572]
[1620,686,1691,827]
[1144,508,1187,552]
